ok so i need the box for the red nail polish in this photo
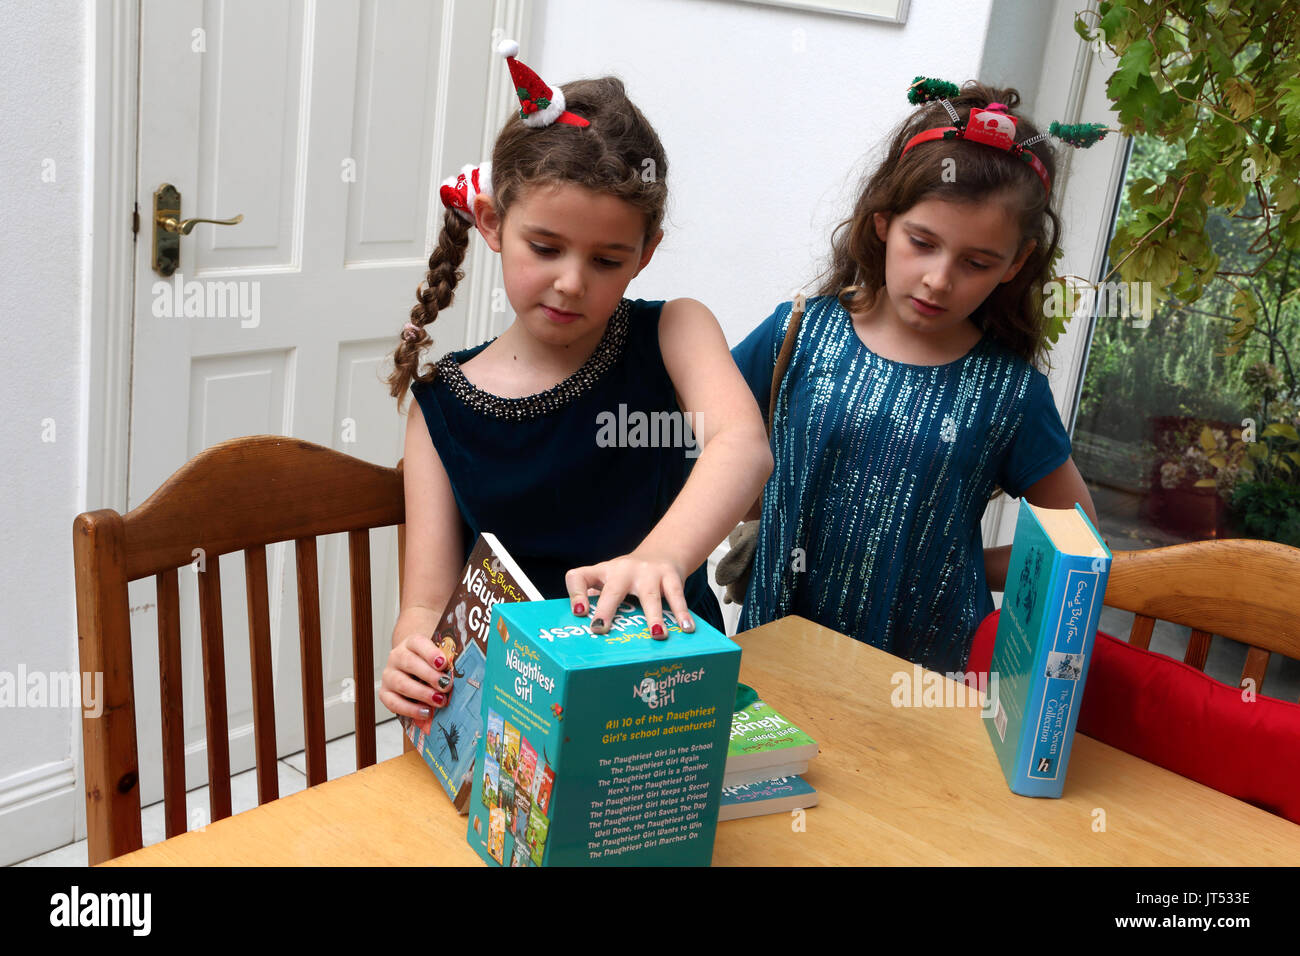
[574,603,586,616]
[433,692,446,706]
[651,624,665,638]
[434,655,445,669]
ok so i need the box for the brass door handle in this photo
[152,183,245,277]
[155,212,244,236]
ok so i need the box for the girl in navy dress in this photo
[380,41,771,723]
[731,79,1106,673]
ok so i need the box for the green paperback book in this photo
[726,683,818,776]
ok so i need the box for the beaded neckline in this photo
[433,298,632,421]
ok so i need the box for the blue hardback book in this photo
[985,499,1112,797]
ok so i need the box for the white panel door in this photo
[127,0,497,807]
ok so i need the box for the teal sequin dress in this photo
[731,296,1072,673]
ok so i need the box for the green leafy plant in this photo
[1230,479,1300,546]
[1078,1,1300,542]
[1077,2,1300,312]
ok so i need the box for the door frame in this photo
[76,0,529,845]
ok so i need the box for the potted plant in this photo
[1145,416,1244,537]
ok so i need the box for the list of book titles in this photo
[586,743,714,859]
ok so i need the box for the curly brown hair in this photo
[815,82,1061,368]
[385,76,668,412]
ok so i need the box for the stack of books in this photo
[719,684,819,821]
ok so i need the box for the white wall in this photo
[537,0,997,340]
[2,0,1104,864]
[0,0,89,863]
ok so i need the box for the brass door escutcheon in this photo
[152,183,244,277]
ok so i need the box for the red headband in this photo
[901,104,1052,194]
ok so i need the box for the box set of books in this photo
[467,598,741,866]
[985,500,1112,797]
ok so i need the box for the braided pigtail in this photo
[385,209,471,412]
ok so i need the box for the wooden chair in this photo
[1103,538,1300,700]
[74,435,406,864]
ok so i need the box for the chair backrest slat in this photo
[295,537,328,786]
[1128,614,1155,650]
[1184,628,1212,671]
[348,529,378,770]
[1240,646,1272,698]
[197,554,233,822]
[243,545,280,805]
[154,568,187,838]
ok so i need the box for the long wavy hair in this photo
[816,82,1061,368]
[386,76,669,411]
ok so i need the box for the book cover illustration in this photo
[503,721,521,778]
[533,762,554,816]
[466,598,741,867]
[985,500,1112,798]
[482,750,501,811]
[517,736,538,794]
[400,532,543,812]
[487,807,506,864]
[486,711,504,764]
[500,771,518,831]
[513,778,533,840]
[525,803,550,866]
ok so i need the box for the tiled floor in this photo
[12,718,407,867]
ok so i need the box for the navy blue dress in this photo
[411,297,724,633]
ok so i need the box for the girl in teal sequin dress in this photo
[732,81,1102,673]
[379,43,772,725]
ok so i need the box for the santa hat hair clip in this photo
[498,39,589,128]
[901,76,1116,194]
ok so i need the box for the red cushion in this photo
[968,609,1300,825]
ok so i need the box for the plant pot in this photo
[1147,487,1230,539]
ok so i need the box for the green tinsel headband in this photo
[902,76,1117,193]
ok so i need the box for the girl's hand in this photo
[565,550,696,639]
[379,632,455,720]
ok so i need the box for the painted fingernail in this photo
[682,616,695,632]
[651,624,666,639]
[418,707,431,718]
[433,692,446,706]
[437,675,452,690]
[592,617,605,631]
[433,654,446,669]
[574,603,586,616]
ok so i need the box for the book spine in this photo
[1014,551,1108,796]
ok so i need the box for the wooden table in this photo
[106,616,1300,865]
